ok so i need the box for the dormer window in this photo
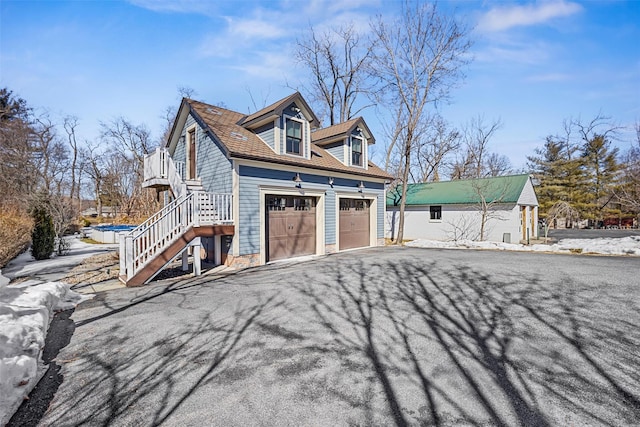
[286,118,303,156]
[351,136,363,166]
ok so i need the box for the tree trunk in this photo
[396,141,411,244]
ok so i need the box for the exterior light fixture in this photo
[328,177,334,187]
[293,173,303,188]
[358,181,365,192]
[292,106,301,113]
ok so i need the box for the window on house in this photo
[430,206,442,220]
[286,119,302,155]
[351,137,363,166]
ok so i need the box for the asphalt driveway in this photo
[14,247,640,426]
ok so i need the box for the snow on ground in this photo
[1,238,118,285]
[0,237,111,425]
[0,282,91,425]
[406,236,640,256]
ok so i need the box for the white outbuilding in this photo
[386,174,539,243]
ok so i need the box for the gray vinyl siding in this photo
[175,114,232,193]
[255,122,275,151]
[324,141,345,163]
[377,193,385,238]
[197,132,232,193]
[237,165,384,255]
[325,189,336,245]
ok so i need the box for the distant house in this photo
[386,174,539,243]
[120,92,392,286]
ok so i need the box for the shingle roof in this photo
[311,118,360,143]
[187,99,393,180]
[239,92,320,128]
[387,174,531,206]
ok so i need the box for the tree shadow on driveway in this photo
[36,276,282,426]
[294,252,640,426]
[25,249,640,426]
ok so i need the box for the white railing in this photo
[120,192,233,282]
[143,148,187,197]
[175,161,185,181]
[143,148,168,180]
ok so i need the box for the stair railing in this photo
[120,191,233,282]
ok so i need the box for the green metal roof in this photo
[387,174,531,206]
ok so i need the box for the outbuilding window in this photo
[430,205,442,220]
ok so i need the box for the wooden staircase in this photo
[119,149,233,286]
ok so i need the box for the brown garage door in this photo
[267,195,316,262]
[339,198,370,250]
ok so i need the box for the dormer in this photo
[311,117,375,170]
[239,92,320,161]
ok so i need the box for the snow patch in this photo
[0,282,92,426]
[406,236,640,256]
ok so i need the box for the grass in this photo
[0,209,33,268]
[80,237,107,245]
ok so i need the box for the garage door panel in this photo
[339,198,370,251]
[268,216,288,237]
[267,195,316,262]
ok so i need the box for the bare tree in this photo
[485,152,513,177]
[371,1,471,243]
[471,178,511,241]
[295,23,375,125]
[100,117,154,171]
[81,142,106,217]
[452,115,503,179]
[542,201,580,242]
[616,122,640,219]
[31,113,70,195]
[414,115,460,182]
[63,116,82,211]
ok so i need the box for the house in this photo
[386,174,539,243]
[120,92,392,286]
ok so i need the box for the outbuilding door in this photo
[339,198,370,250]
[266,195,316,262]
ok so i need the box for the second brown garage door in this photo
[266,195,316,262]
[339,198,370,250]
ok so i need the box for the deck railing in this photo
[143,147,187,197]
[120,191,233,282]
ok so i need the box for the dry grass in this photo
[0,208,33,268]
[63,252,120,285]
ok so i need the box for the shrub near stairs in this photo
[0,209,33,268]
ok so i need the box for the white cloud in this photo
[128,0,221,16]
[227,17,286,40]
[478,1,582,33]
[232,51,294,82]
[474,40,551,65]
[526,72,571,82]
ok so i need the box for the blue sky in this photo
[1,0,639,171]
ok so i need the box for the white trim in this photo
[343,137,349,165]
[232,160,240,257]
[186,124,197,180]
[273,117,281,154]
[350,135,366,168]
[284,115,306,158]
[259,186,326,265]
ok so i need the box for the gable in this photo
[517,177,539,206]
